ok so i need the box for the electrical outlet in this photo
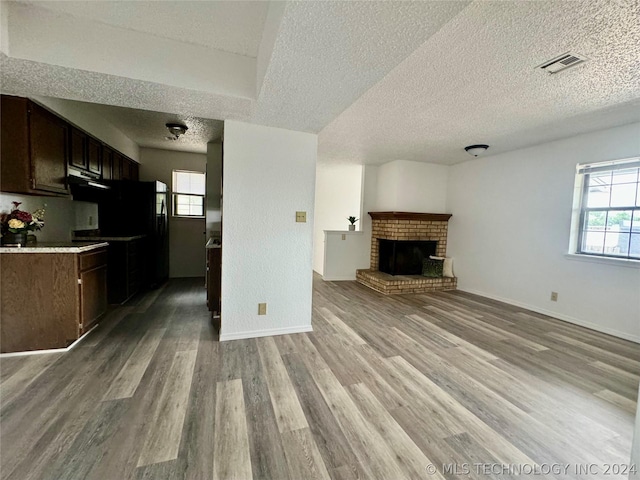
[258,303,267,315]
[88,215,93,226]
[550,292,558,302]
[342,234,346,240]
[295,211,307,223]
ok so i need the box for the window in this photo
[172,170,205,217]
[574,158,640,260]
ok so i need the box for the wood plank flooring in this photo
[1,276,638,480]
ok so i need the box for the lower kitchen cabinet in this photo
[207,246,221,315]
[0,247,108,353]
[104,237,146,304]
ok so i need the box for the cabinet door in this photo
[70,127,87,169]
[121,158,132,180]
[102,147,113,180]
[79,265,107,332]
[130,161,139,181]
[29,104,70,194]
[87,138,102,175]
[207,248,221,314]
[112,153,123,180]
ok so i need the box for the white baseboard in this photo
[322,275,357,281]
[0,324,96,357]
[219,324,314,342]
[458,288,640,344]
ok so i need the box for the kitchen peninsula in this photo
[1,241,108,353]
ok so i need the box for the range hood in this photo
[68,167,110,190]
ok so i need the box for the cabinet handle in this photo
[77,278,82,285]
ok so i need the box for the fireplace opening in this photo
[378,239,437,276]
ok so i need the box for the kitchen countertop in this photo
[206,238,221,249]
[0,241,109,253]
[74,235,147,242]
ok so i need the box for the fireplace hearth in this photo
[379,239,436,276]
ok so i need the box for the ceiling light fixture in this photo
[464,144,489,157]
[165,123,188,140]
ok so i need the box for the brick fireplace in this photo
[356,212,457,295]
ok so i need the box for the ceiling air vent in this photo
[536,52,588,74]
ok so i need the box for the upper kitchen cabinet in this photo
[87,137,102,176]
[1,95,70,196]
[70,127,88,170]
[121,157,139,181]
[112,152,123,180]
[102,147,113,180]
[70,127,102,177]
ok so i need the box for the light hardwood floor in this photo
[1,276,638,480]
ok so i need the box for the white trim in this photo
[219,324,313,342]
[564,253,640,268]
[322,275,357,281]
[458,288,640,344]
[324,230,363,235]
[0,325,96,357]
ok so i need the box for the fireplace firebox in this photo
[378,239,437,276]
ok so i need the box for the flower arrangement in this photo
[1,202,46,236]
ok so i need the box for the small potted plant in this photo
[347,216,358,231]
[0,202,46,246]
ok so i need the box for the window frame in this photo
[171,169,206,219]
[574,158,640,261]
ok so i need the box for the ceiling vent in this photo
[536,52,588,74]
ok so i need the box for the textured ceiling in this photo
[252,0,471,132]
[16,0,269,57]
[318,0,640,165]
[1,0,639,164]
[0,53,252,122]
[55,99,224,154]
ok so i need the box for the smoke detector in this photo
[165,123,188,140]
[536,52,588,74]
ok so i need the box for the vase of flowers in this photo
[347,216,358,231]
[1,202,46,246]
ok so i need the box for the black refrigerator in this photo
[91,181,169,288]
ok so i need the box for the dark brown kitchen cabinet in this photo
[87,137,102,176]
[121,157,139,181]
[130,161,139,181]
[1,95,70,196]
[70,127,88,170]
[102,147,113,180]
[79,249,108,330]
[0,247,108,353]
[207,246,221,315]
[112,153,123,180]
[104,238,146,304]
[70,128,102,177]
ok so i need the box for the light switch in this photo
[258,303,267,315]
[295,211,307,223]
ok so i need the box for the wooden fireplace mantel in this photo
[368,212,452,221]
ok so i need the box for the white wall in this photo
[447,122,640,342]
[139,148,207,278]
[377,160,449,212]
[0,193,97,242]
[206,142,222,240]
[321,165,380,280]
[313,163,363,274]
[221,120,317,341]
[31,96,139,161]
